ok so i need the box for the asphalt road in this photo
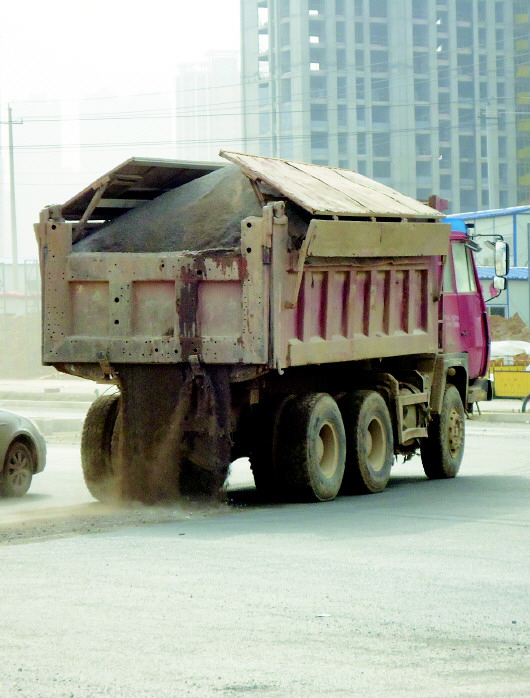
[1,421,529,697]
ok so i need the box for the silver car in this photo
[0,410,46,497]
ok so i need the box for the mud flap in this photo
[117,365,232,504]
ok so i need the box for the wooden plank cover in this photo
[220,151,442,219]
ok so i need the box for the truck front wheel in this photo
[420,384,464,479]
[81,393,121,502]
[339,391,394,494]
[278,393,346,502]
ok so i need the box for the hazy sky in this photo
[1,0,240,101]
[0,0,241,259]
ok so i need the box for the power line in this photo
[6,34,526,119]
[0,112,485,156]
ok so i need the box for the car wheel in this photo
[0,440,35,497]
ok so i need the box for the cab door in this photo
[451,240,488,378]
[441,247,462,354]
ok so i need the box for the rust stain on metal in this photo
[177,262,199,335]
[180,337,203,362]
[196,250,246,279]
[237,255,249,280]
[180,257,207,283]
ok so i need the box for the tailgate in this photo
[36,217,268,367]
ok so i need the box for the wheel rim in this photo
[447,406,464,458]
[365,417,387,472]
[317,420,339,478]
[6,446,32,491]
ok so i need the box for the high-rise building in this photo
[241,0,530,213]
[514,2,530,207]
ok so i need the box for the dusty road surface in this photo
[1,422,529,697]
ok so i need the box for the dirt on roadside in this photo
[489,313,530,342]
[0,499,231,546]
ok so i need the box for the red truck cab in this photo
[442,219,490,381]
[440,216,513,406]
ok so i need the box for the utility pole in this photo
[7,105,23,292]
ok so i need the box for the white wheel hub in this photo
[317,420,339,478]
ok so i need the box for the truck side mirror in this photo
[493,275,506,291]
[494,240,509,277]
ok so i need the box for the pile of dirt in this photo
[74,165,263,253]
[0,500,228,546]
[489,313,530,342]
[74,163,310,254]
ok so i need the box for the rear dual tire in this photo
[250,393,346,502]
[278,393,346,502]
[339,391,394,494]
[250,389,396,501]
[81,394,121,502]
[249,396,293,499]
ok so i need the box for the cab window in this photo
[451,242,477,293]
[443,255,454,292]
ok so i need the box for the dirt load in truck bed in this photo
[73,163,309,253]
[73,165,262,253]
[74,165,262,252]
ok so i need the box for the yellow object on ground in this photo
[491,366,530,398]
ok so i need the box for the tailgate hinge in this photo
[97,353,117,382]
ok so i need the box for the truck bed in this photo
[36,152,450,376]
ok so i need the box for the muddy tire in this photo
[339,390,394,494]
[81,393,121,502]
[277,393,346,502]
[522,394,530,414]
[248,396,293,499]
[420,384,464,479]
[0,441,34,497]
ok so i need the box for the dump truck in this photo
[35,152,506,504]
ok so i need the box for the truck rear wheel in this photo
[420,384,464,479]
[339,391,394,494]
[277,393,346,502]
[81,393,121,502]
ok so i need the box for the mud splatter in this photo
[115,365,232,505]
